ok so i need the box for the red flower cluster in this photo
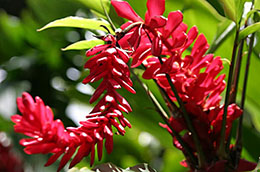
[12,32,135,171]
[111,0,256,171]
[11,0,257,171]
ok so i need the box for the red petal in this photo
[24,143,56,154]
[148,16,167,28]
[45,151,63,167]
[69,143,91,168]
[90,144,95,166]
[97,140,103,161]
[111,0,142,22]
[57,147,76,172]
[105,135,113,154]
[151,35,162,56]
[163,11,183,38]
[86,44,109,57]
[146,0,165,19]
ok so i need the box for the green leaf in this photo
[219,0,236,21]
[208,19,236,53]
[219,0,246,24]
[62,40,105,51]
[206,0,225,16]
[238,22,260,42]
[76,0,125,27]
[37,16,112,32]
[255,0,260,10]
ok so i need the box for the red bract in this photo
[112,1,254,171]
[12,34,135,171]
[112,0,183,58]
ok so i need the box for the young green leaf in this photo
[219,0,236,21]
[238,22,260,42]
[219,0,246,25]
[37,16,112,32]
[62,40,105,51]
[255,0,260,10]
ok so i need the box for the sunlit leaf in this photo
[219,0,246,24]
[219,0,236,21]
[37,16,112,32]
[255,0,260,10]
[62,40,104,51]
[238,22,260,42]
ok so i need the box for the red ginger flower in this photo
[113,1,252,170]
[112,0,183,60]
[12,35,135,171]
[12,92,132,171]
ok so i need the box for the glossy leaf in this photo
[219,0,246,24]
[219,0,236,21]
[37,16,112,32]
[62,40,105,51]
[238,22,260,42]
[255,0,260,10]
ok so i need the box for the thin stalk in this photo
[131,69,198,167]
[208,22,236,54]
[218,29,240,159]
[154,79,181,117]
[229,40,244,104]
[141,64,180,117]
[165,73,206,168]
[100,0,116,31]
[234,33,255,166]
[156,56,206,168]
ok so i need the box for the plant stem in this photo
[100,0,116,31]
[155,56,206,168]
[165,73,206,168]
[131,69,198,167]
[234,33,255,166]
[218,29,240,159]
[208,22,236,53]
[229,40,244,104]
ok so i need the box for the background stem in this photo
[218,29,240,159]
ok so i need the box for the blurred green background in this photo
[0,0,260,171]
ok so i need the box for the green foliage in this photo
[238,22,260,41]
[62,40,105,51]
[219,0,246,24]
[38,16,113,33]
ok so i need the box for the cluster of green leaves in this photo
[1,0,260,171]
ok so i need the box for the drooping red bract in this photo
[12,34,134,171]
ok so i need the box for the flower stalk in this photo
[234,32,255,167]
[218,28,240,159]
